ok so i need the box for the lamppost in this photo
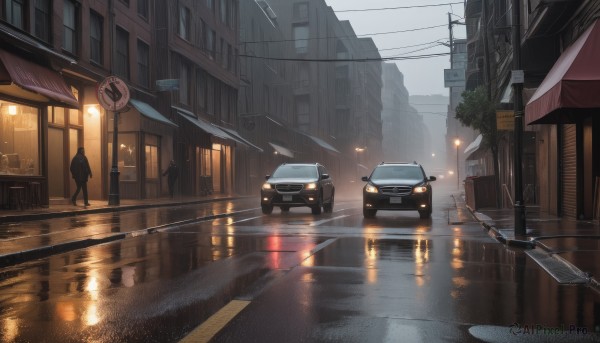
[355,147,365,180]
[454,139,461,189]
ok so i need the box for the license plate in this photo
[390,197,402,204]
[283,195,292,201]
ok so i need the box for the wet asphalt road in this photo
[0,183,599,342]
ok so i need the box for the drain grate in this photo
[527,249,588,284]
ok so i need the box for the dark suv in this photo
[362,162,436,219]
[261,163,335,215]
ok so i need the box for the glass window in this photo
[48,106,65,126]
[196,70,206,111]
[108,132,137,181]
[206,29,216,59]
[0,101,40,176]
[4,0,24,29]
[293,2,309,20]
[63,0,78,54]
[200,148,211,176]
[179,62,190,105]
[137,0,148,19]
[205,0,214,12]
[137,40,149,88]
[219,0,227,23]
[206,76,215,115]
[115,27,130,79]
[220,38,225,67]
[34,0,51,42]
[145,144,158,179]
[90,10,103,65]
[293,25,309,53]
[227,44,232,71]
[178,5,190,40]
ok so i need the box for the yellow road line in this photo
[179,299,251,343]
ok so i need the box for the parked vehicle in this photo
[261,163,335,215]
[362,162,436,219]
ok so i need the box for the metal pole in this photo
[108,110,120,205]
[456,144,460,189]
[512,0,526,235]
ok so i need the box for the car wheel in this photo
[262,205,273,214]
[311,194,323,215]
[363,208,376,218]
[280,206,290,212]
[418,210,430,219]
[323,191,334,213]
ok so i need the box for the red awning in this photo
[0,50,78,108]
[525,19,600,125]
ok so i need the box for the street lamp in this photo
[355,147,365,180]
[454,139,461,189]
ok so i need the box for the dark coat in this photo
[163,164,178,184]
[70,153,92,182]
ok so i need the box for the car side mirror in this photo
[321,174,330,180]
[428,176,437,181]
[361,176,369,182]
[265,175,270,180]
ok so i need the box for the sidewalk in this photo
[0,194,249,267]
[461,193,600,291]
[0,194,245,224]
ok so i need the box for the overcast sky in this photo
[325,0,466,96]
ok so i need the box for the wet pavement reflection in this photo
[214,236,600,342]
[0,222,331,342]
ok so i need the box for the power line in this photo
[378,38,448,52]
[240,24,447,45]
[238,52,450,62]
[334,2,464,13]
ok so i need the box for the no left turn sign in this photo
[97,76,130,112]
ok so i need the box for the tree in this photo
[455,86,501,208]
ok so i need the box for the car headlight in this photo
[365,184,378,193]
[262,183,272,190]
[305,182,317,190]
[413,186,428,193]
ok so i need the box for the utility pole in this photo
[511,0,526,235]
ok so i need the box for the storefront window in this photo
[200,148,211,176]
[145,135,159,179]
[108,133,137,181]
[0,101,39,175]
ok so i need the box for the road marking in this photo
[309,215,349,226]
[227,215,263,225]
[179,299,250,343]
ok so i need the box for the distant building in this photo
[265,0,384,185]
[381,64,428,165]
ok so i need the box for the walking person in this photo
[70,147,92,206]
[163,160,178,198]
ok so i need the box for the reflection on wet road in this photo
[0,184,598,342]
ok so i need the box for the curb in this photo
[0,207,256,269]
[0,233,125,268]
[465,202,600,290]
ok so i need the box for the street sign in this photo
[511,70,524,84]
[156,79,180,91]
[97,76,130,112]
[496,110,515,131]
[444,69,465,87]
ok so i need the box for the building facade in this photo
[0,0,241,207]
[381,63,428,166]
[465,0,600,219]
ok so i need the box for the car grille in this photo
[380,185,412,196]
[275,184,303,192]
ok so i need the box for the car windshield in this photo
[371,166,423,180]
[272,165,318,179]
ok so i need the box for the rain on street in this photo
[0,182,599,343]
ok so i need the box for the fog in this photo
[326,0,466,96]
